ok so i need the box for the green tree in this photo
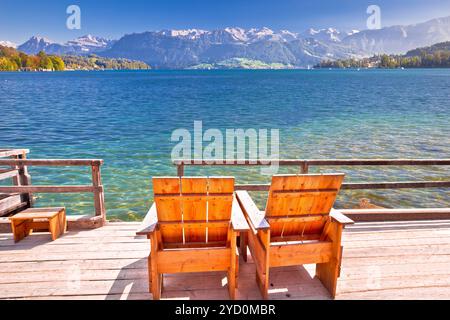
[50,56,65,71]
[0,57,18,71]
[39,56,54,70]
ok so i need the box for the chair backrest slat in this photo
[208,177,234,241]
[265,174,345,238]
[181,177,208,243]
[154,177,183,243]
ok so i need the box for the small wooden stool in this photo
[10,207,67,243]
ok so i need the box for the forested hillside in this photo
[0,45,150,71]
[317,41,450,69]
[0,46,64,71]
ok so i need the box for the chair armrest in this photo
[136,203,158,236]
[235,190,270,230]
[231,196,250,232]
[330,209,355,226]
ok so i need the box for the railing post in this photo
[177,164,185,177]
[11,152,33,208]
[17,151,33,207]
[11,155,20,187]
[300,162,309,174]
[91,163,106,223]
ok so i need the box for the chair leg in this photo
[149,249,161,300]
[147,255,152,293]
[227,245,237,300]
[255,229,270,300]
[227,269,236,300]
[227,229,237,300]
[151,268,161,300]
[235,252,239,289]
[149,231,162,300]
[148,255,163,296]
[317,223,343,299]
[255,269,269,300]
[240,232,248,262]
[316,259,340,299]
[316,242,343,299]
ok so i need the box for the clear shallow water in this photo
[0,69,449,221]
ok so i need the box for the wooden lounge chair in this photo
[137,176,249,300]
[236,174,354,299]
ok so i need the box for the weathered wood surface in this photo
[0,155,105,224]
[0,149,29,158]
[341,208,450,222]
[0,169,19,181]
[0,159,104,167]
[1,215,104,233]
[0,195,26,217]
[175,159,450,166]
[0,186,103,194]
[235,181,450,192]
[10,208,66,243]
[0,221,449,300]
[176,160,450,221]
[91,165,106,220]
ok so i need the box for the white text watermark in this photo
[367,5,382,30]
[171,121,280,175]
[67,5,81,30]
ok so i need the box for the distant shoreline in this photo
[2,67,450,73]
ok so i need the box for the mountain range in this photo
[16,35,115,56]
[2,16,450,68]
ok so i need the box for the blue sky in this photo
[2,0,450,44]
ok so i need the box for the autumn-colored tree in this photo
[0,57,18,71]
[50,56,65,71]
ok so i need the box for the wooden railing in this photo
[174,159,450,221]
[0,155,106,227]
[0,149,31,216]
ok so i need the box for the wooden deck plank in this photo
[337,286,450,300]
[0,221,449,300]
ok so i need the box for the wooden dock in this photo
[1,220,449,300]
[1,151,449,300]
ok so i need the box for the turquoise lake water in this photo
[0,69,449,220]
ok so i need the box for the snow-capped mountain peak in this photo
[0,41,17,48]
[280,30,298,38]
[67,35,113,47]
[248,27,274,37]
[18,34,115,55]
[17,36,60,55]
[246,27,283,42]
[29,36,54,43]
[224,27,248,42]
[304,28,321,36]
[159,29,208,39]
[346,30,360,36]
[26,36,57,47]
[156,27,294,43]
[302,28,343,42]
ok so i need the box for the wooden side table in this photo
[9,207,67,243]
